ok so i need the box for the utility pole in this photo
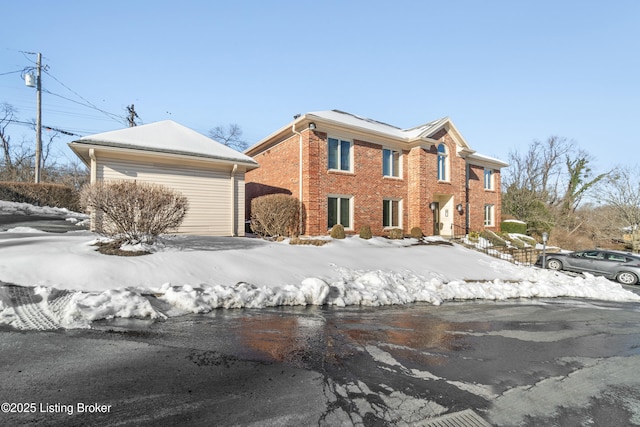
[127,104,139,127]
[34,52,42,183]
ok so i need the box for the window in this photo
[383,149,400,177]
[383,199,401,228]
[605,253,627,262]
[328,196,351,229]
[484,168,494,190]
[437,143,448,181]
[484,204,494,226]
[328,137,351,171]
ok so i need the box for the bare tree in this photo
[598,164,640,252]
[502,136,574,205]
[502,136,608,242]
[208,124,248,152]
[0,103,17,171]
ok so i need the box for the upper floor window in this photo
[328,137,352,171]
[484,168,494,190]
[484,204,494,226]
[437,143,448,181]
[383,149,400,177]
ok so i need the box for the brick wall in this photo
[245,133,302,219]
[246,127,503,237]
[467,164,502,232]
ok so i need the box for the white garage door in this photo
[97,156,232,235]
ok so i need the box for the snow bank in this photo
[152,268,639,315]
[1,200,639,330]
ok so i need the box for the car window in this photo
[583,251,602,259]
[605,253,627,262]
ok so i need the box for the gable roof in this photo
[70,120,258,167]
[245,110,507,168]
[306,110,454,142]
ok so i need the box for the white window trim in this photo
[327,194,354,230]
[437,143,449,182]
[382,198,402,229]
[484,168,494,190]
[484,204,494,227]
[382,148,402,178]
[327,137,353,172]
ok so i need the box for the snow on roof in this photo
[306,110,450,140]
[465,152,509,168]
[74,120,257,166]
[245,109,508,168]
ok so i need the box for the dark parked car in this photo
[536,249,640,285]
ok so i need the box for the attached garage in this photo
[69,120,258,236]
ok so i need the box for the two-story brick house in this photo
[245,110,508,237]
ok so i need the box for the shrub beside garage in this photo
[0,181,80,211]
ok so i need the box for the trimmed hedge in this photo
[501,220,527,234]
[0,181,80,211]
[387,228,404,240]
[330,224,346,239]
[359,225,373,239]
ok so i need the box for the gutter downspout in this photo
[465,162,470,235]
[89,148,98,232]
[292,124,304,235]
[89,148,97,184]
[230,164,238,236]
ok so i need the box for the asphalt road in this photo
[2,294,640,426]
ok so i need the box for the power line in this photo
[42,68,124,125]
[8,119,83,137]
[0,70,23,76]
[42,89,124,123]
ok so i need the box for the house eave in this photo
[246,114,444,156]
[463,153,509,169]
[70,141,259,170]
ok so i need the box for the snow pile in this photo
[153,268,639,315]
[0,202,639,330]
[0,200,88,220]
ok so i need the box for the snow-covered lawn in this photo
[0,201,638,330]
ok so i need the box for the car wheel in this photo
[546,259,563,271]
[616,272,638,286]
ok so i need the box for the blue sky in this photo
[1,1,638,171]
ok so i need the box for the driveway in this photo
[2,295,640,426]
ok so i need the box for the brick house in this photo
[245,110,508,237]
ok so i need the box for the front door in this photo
[432,202,440,235]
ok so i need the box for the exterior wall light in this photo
[456,203,463,214]
[429,202,436,211]
[309,122,316,130]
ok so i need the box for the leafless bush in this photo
[410,227,423,238]
[80,180,188,244]
[250,194,300,238]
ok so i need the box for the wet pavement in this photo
[2,295,640,426]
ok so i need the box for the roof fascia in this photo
[463,154,509,169]
[69,142,258,170]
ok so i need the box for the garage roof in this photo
[70,120,258,167]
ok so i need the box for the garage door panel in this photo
[98,157,233,235]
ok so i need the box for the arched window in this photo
[437,143,448,181]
